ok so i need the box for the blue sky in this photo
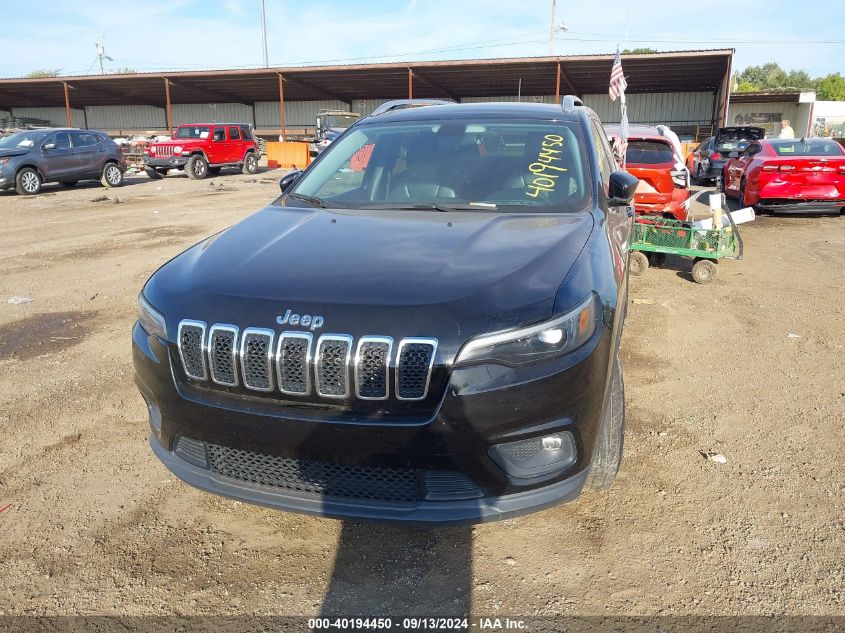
[0,0,842,78]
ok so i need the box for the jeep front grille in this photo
[240,328,274,392]
[178,321,207,380]
[277,333,311,396]
[155,145,175,158]
[396,339,436,400]
[355,337,392,400]
[208,325,238,386]
[176,320,437,401]
[316,335,352,398]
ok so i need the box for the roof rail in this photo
[561,95,583,113]
[368,98,455,117]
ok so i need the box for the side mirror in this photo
[43,143,56,151]
[279,169,303,193]
[728,151,739,159]
[607,170,639,206]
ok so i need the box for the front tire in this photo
[15,168,42,195]
[186,155,208,180]
[242,152,258,175]
[101,162,123,188]
[587,356,625,491]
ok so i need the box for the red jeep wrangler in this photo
[143,123,259,180]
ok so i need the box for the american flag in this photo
[608,50,627,101]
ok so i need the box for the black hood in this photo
[145,204,594,351]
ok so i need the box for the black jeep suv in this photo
[133,98,638,524]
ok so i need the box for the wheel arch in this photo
[15,163,46,181]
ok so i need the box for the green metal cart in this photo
[629,191,744,284]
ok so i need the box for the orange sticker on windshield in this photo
[525,134,567,198]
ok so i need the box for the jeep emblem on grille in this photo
[276,309,324,331]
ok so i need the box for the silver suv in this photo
[0,128,126,195]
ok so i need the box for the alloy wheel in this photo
[21,172,39,192]
[106,165,121,185]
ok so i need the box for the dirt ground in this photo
[0,169,843,626]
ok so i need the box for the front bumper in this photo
[144,156,188,169]
[150,433,588,524]
[133,317,612,524]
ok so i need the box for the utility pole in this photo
[95,33,113,74]
[548,1,568,56]
[260,0,269,67]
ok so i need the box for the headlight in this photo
[172,145,183,154]
[455,294,597,368]
[138,293,167,339]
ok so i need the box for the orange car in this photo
[605,125,691,220]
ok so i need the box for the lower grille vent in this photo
[206,442,421,502]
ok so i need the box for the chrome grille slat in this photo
[156,146,175,158]
[355,337,392,400]
[208,324,238,387]
[176,321,437,401]
[177,320,207,380]
[396,338,437,401]
[239,328,274,392]
[316,334,352,398]
[277,332,312,396]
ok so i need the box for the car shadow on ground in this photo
[0,177,148,197]
[319,522,473,617]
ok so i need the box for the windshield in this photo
[322,114,359,130]
[0,131,47,149]
[770,140,845,157]
[625,140,675,165]
[288,120,591,213]
[173,126,211,139]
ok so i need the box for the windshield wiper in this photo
[287,193,342,208]
[359,202,498,212]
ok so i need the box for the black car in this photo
[689,126,765,183]
[0,128,125,195]
[133,98,638,524]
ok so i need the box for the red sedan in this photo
[722,138,845,213]
[605,124,690,220]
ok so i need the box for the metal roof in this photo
[0,50,733,109]
[729,91,803,104]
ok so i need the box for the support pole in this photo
[277,73,286,141]
[408,68,413,99]
[62,82,71,127]
[718,56,732,128]
[163,77,173,134]
[555,61,561,104]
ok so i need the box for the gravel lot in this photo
[0,170,843,626]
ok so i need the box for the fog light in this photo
[542,435,563,450]
[489,431,576,480]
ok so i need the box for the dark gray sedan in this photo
[0,128,126,195]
